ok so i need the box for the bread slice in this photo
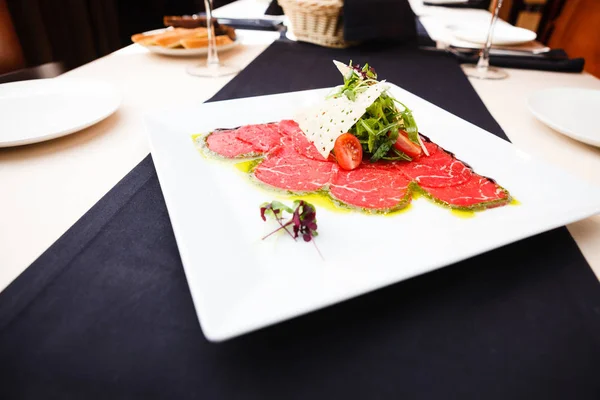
[132,28,209,48]
[180,35,233,49]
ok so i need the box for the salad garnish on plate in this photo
[293,60,428,171]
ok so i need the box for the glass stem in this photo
[204,0,219,67]
[477,0,504,70]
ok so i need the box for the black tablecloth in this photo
[1,40,600,399]
[343,0,417,42]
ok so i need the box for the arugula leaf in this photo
[375,121,400,137]
[382,148,412,161]
[370,139,394,162]
[393,98,419,144]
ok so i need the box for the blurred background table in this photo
[0,0,599,294]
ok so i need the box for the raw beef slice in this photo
[235,123,282,152]
[205,129,256,158]
[423,174,510,208]
[253,146,335,192]
[399,149,472,188]
[206,123,282,158]
[278,120,329,161]
[420,139,440,157]
[330,162,411,210]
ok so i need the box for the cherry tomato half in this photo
[334,133,363,170]
[393,130,422,159]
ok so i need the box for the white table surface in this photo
[1,0,599,293]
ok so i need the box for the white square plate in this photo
[145,84,600,341]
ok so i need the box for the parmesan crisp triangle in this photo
[333,60,354,78]
[292,81,387,158]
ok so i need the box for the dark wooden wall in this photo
[544,0,600,77]
[0,0,25,74]
[5,0,235,72]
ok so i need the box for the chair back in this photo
[0,62,65,85]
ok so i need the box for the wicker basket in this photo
[278,0,355,48]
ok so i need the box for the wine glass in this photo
[186,0,239,77]
[462,0,508,80]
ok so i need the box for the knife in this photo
[212,17,285,32]
[420,45,567,60]
[164,14,285,32]
[449,45,552,57]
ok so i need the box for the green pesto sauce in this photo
[382,203,413,217]
[191,133,210,160]
[290,192,352,214]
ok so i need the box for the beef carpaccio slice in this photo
[235,123,281,152]
[330,162,411,210]
[205,129,257,158]
[253,146,336,192]
[422,174,509,209]
[398,148,472,188]
[205,123,282,158]
[277,120,329,161]
[421,140,440,157]
[200,122,511,212]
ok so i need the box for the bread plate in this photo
[134,28,239,57]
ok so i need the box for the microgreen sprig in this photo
[260,200,319,242]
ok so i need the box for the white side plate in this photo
[450,24,536,46]
[145,84,600,342]
[528,87,600,147]
[0,78,120,148]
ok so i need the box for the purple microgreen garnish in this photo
[349,61,377,80]
[260,200,319,242]
[260,201,296,240]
